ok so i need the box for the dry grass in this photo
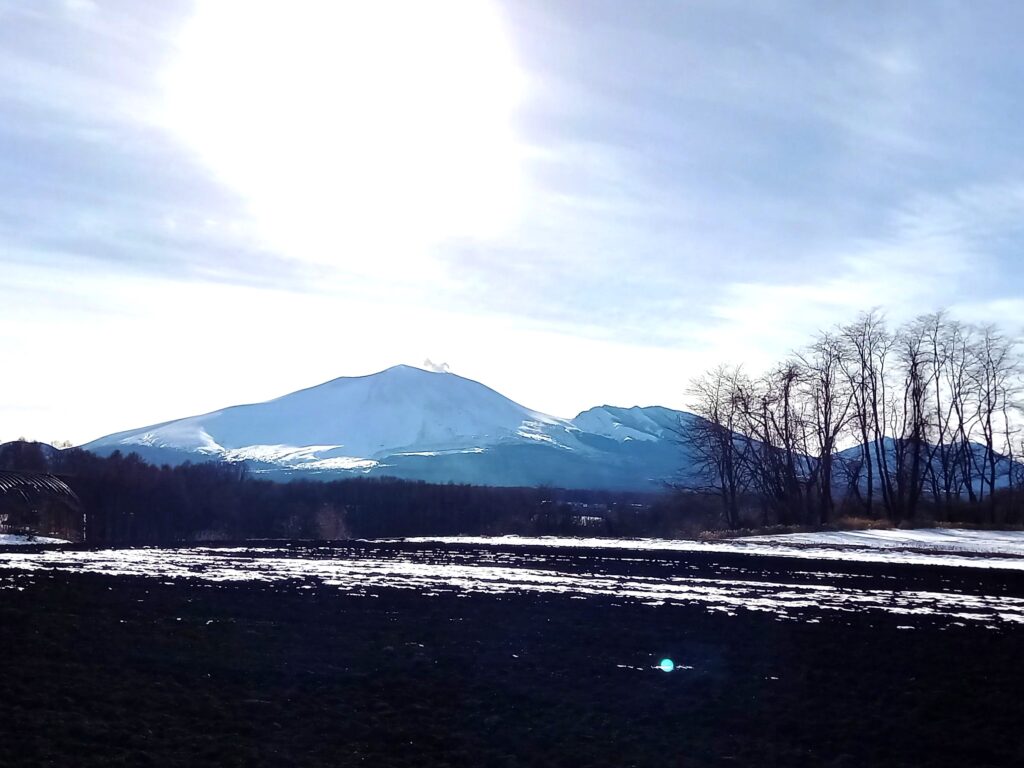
[698,523,817,540]
[834,516,895,531]
[924,520,1024,532]
[699,516,896,540]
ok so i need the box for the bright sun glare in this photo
[164,0,526,274]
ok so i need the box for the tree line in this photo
[0,441,666,544]
[682,309,1024,528]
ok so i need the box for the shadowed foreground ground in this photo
[0,556,1022,767]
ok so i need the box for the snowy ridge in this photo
[88,365,578,459]
[573,405,689,442]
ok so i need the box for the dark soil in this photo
[0,544,1022,767]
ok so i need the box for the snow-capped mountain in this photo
[83,365,694,491]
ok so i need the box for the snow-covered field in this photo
[403,529,1024,570]
[4,528,1021,567]
[0,534,69,545]
[0,542,1022,626]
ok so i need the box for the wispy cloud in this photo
[701,180,1024,367]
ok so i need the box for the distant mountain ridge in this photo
[82,365,696,491]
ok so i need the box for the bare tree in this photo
[681,365,752,529]
[839,311,895,518]
[734,363,814,525]
[967,325,1020,521]
[891,316,938,521]
[798,331,854,524]
[922,315,977,509]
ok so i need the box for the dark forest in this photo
[0,441,668,545]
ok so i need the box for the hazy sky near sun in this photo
[3,0,1024,444]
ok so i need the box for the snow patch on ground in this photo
[395,447,488,457]
[745,529,1024,557]
[516,429,556,444]
[213,445,377,471]
[221,444,344,463]
[295,457,379,471]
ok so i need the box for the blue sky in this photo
[3,0,1023,444]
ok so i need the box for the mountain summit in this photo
[83,365,692,491]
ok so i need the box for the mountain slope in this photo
[83,366,692,491]
[572,405,685,442]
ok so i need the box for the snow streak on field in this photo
[405,529,1024,570]
[0,542,1022,627]
[0,534,68,545]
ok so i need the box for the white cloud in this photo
[4,1,1024,443]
